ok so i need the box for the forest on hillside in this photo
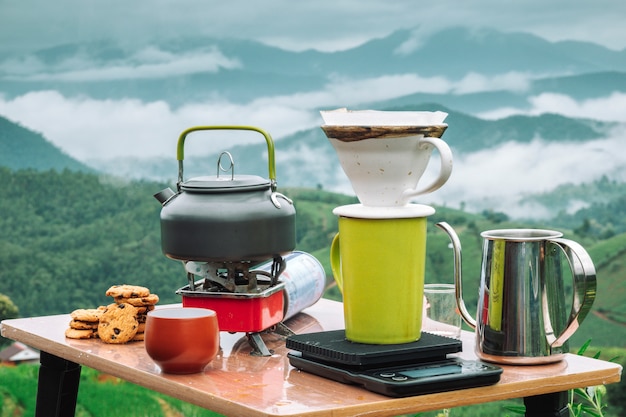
[0,167,625,350]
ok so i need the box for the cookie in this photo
[115,293,159,307]
[131,332,145,342]
[69,319,99,330]
[137,322,146,333]
[65,327,97,339]
[136,309,153,323]
[105,284,151,299]
[135,304,156,315]
[70,308,104,323]
[98,303,139,344]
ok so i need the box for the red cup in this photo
[145,307,219,374]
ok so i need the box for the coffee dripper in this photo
[321,108,452,207]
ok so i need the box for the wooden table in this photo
[1,299,622,417]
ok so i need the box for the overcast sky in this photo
[2,0,626,53]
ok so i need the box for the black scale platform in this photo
[286,329,462,368]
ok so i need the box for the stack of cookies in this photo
[104,284,160,342]
[65,284,159,344]
[65,307,105,340]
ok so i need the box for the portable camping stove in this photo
[176,256,293,356]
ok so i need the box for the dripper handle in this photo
[549,238,597,349]
[401,137,453,202]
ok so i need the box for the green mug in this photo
[330,204,435,344]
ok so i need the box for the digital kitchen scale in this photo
[286,330,502,397]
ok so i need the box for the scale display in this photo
[397,363,461,379]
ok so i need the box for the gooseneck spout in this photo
[435,222,477,329]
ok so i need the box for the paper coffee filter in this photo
[333,203,436,219]
[320,108,448,126]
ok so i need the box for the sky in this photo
[2,0,626,53]
[1,0,626,216]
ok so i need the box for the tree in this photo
[0,292,19,347]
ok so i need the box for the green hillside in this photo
[0,168,624,350]
[0,115,94,173]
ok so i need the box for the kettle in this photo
[436,222,596,364]
[154,126,296,263]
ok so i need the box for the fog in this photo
[0,47,241,82]
[2,70,624,220]
[421,131,626,218]
[2,70,625,161]
[479,92,626,122]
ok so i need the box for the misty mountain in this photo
[86,103,614,184]
[1,26,625,112]
[371,71,626,113]
[325,27,626,77]
[2,106,624,226]
[0,115,94,173]
[2,100,613,188]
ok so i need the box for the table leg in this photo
[524,391,569,417]
[35,351,82,417]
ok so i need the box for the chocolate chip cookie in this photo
[105,284,151,299]
[98,303,139,344]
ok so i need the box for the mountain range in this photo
[1,25,625,220]
[2,26,625,109]
[3,102,624,228]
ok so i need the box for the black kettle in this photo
[154,126,296,263]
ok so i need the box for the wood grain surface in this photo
[1,299,622,417]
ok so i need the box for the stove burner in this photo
[184,256,286,293]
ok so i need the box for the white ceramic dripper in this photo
[321,109,453,207]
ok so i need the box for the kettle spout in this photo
[154,188,176,206]
[435,222,477,329]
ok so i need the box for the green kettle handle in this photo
[176,125,277,190]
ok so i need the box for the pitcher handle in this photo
[401,137,453,202]
[549,238,597,349]
[329,233,343,292]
